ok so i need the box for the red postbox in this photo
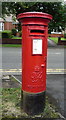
[17,12,52,115]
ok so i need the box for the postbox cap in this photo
[17,12,52,21]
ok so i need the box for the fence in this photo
[48,34,64,37]
[0,38,21,44]
[57,37,66,45]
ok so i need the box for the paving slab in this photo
[2,75,21,88]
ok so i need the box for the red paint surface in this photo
[17,12,52,93]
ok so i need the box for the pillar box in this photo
[17,12,52,115]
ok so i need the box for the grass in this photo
[1,87,60,119]
[1,30,11,33]
[48,37,58,43]
[61,38,66,40]
[2,88,22,119]
[0,44,21,47]
[12,36,22,39]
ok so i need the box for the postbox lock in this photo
[41,64,45,67]
[44,56,47,62]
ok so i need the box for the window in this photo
[0,22,4,31]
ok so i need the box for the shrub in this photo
[64,33,66,38]
[2,30,12,38]
[0,32,2,39]
[11,28,17,36]
[19,31,22,37]
[48,30,51,34]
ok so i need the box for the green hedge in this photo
[19,31,22,37]
[11,29,17,36]
[64,33,66,38]
[2,30,12,38]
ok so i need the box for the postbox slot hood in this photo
[29,27,45,30]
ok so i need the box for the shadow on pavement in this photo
[48,39,57,47]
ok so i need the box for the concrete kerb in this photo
[11,75,22,84]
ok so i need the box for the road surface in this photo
[1,47,65,75]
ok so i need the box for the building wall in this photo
[4,22,15,30]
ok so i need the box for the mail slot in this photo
[30,29,44,33]
[17,12,52,115]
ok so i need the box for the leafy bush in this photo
[2,30,12,38]
[0,32,2,39]
[19,31,22,37]
[11,28,17,36]
[64,33,66,38]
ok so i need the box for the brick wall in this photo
[4,22,15,30]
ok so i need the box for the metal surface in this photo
[17,12,52,93]
[23,91,46,115]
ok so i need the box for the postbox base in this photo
[22,91,46,115]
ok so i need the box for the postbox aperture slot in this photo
[32,39,42,55]
[30,30,44,34]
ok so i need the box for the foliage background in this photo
[2,2,66,33]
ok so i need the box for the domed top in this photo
[17,12,52,21]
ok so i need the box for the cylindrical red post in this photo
[17,12,52,115]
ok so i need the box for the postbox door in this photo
[30,36,47,93]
